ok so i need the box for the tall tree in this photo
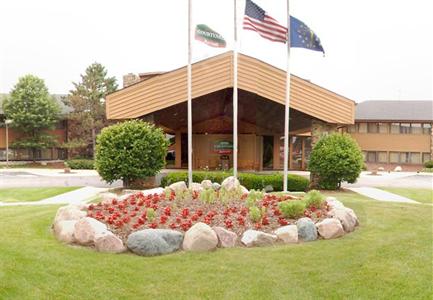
[64,63,118,158]
[2,75,60,161]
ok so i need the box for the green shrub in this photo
[95,120,169,187]
[303,190,325,208]
[278,200,306,218]
[424,160,433,169]
[65,159,95,170]
[199,188,217,204]
[308,133,363,190]
[146,208,156,221]
[161,172,309,192]
[249,206,262,222]
[246,190,264,207]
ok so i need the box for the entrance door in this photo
[262,136,273,169]
[181,133,188,168]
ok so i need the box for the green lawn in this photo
[0,191,431,299]
[379,187,433,204]
[0,187,80,203]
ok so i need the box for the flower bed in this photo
[52,177,359,256]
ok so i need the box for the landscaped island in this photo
[52,177,359,256]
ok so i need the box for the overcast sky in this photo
[0,0,432,103]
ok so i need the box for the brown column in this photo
[273,135,280,170]
[175,131,182,168]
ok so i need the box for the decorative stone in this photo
[241,230,277,247]
[296,218,318,242]
[212,182,221,191]
[316,218,345,239]
[100,192,119,205]
[394,166,402,172]
[326,197,345,209]
[169,181,188,193]
[53,205,86,225]
[212,226,237,248]
[127,229,183,256]
[221,176,240,191]
[274,225,298,244]
[190,182,203,193]
[201,180,213,189]
[95,231,126,253]
[328,208,358,232]
[54,220,77,244]
[183,222,218,251]
[74,217,108,245]
[240,185,249,194]
[378,167,385,171]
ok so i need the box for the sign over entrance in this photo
[213,140,233,154]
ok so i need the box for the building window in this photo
[422,153,431,163]
[410,153,421,164]
[389,152,399,163]
[400,123,411,134]
[378,123,388,133]
[367,123,378,133]
[377,152,388,163]
[411,123,422,134]
[366,151,377,163]
[423,123,432,135]
[390,123,400,134]
[347,125,356,133]
[358,123,367,133]
[361,151,367,162]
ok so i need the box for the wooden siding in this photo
[107,52,354,124]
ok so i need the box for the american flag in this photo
[243,0,287,43]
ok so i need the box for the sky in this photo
[0,0,432,103]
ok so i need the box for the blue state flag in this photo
[290,16,324,54]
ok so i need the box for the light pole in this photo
[5,119,13,168]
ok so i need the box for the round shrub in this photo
[308,133,363,190]
[278,200,306,218]
[95,120,169,187]
[65,159,95,170]
[303,190,325,208]
[424,160,433,169]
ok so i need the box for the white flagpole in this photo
[283,0,291,192]
[233,0,238,178]
[187,0,193,187]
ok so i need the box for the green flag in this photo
[195,24,226,48]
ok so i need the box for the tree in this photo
[308,133,363,190]
[2,75,60,161]
[95,120,169,188]
[63,63,118,158]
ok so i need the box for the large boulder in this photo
[95,231,126,253]
[221,176,240,191]
[74,217,108,245]
[274,225,298,244]
[240,185,249,195]
[201,180,213,189]
[183,222,218,251]
[54,220,77,244]
[190,182,203,193]
[328,208,358,232]
[296,218,318,242]
[53,205,86,225]
[169,181,188,193]
[394,166,402,172]
[127,229,183,256]
[212,226,237,248]
[241,230,277,247]
[325,197,345,209]
[212,182,221,191]
[316,218,345,239]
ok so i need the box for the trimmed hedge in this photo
[161,172,309,192]
[65,159,95,170]
[424,160,433,169]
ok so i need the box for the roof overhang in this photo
[106,52,355,124]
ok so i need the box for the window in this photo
[422,153,431,163]
[423,124,432,135]
[377,152,388,163]
[358,123,367,133]
[400,123,411,134]
[362,151,367,162]
[410,153,421,164]
[400,152,410,163]
[411,123,422,134]
[378,123,389,133]
[367,123,378,133]
[366,151,377,163]
[390,123,400,134]
[347,125,356,133]
[389,152,399,163]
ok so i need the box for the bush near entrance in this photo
[308,133,363,190]
[423,160,433,169]
[65,159,95,170]
[95,120,169,187]
[161,172,309,192]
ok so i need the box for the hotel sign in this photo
[213,141,233,154]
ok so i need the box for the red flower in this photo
[316,211,322,218]
[224,219,233,229]
[196,209,203,217]
[149,222,158,229]
[137,217,145,225]
[88,204,94,211]
[262,216,270,225]
[273,209,281,216]
[254,223,262,229]
[111,199,118,205]
[237,215,245,226]
[160,215,168,224]
[132,223,140,229]
[181,208,190,218]
[240,207,248,216]
[176,216,182,224]
[191,214,199,221]
[278,218,288,226]
[130,212,137,218]
[163,206,171,216]
[169,223,177,229]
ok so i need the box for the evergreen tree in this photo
[2,75,60,161]
[63,63,118,158]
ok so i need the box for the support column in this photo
[273,135,280,170]
[175,131,182,168]
[430,124,433,160]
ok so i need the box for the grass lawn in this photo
[379,187,433,204]
[0,187,80,203]
[0,191,431,299]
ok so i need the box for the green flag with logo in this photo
[195,24,226,48]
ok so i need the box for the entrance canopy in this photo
[106,52,355,125]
